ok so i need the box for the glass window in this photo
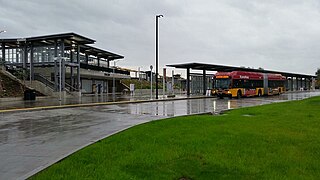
[215,79,231,89]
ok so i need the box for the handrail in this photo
[65,82,78,92]
[34,73,78,93]
[34,73,55,89]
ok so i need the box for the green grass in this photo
[31,96,320,179]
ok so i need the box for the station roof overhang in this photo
[167,62,316,79]
[0,32,124,61]
[80,45,124,61]
[0,32,95,48]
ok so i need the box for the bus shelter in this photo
[167,63,316,96]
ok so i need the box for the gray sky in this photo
[0,0,319,76]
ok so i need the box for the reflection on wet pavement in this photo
[0,91,319,180]
[0,94,186,110]
[103,91,320,116]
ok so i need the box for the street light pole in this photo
[155,14,163,99]
[150,65,153,99]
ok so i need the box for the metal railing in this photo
[34,73,78,93]
[65,82,78,92]
[34,73,55,89]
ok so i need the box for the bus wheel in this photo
[258,90,262,97]
[237,90,242,99]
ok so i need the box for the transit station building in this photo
[0,33,316,98]
[0,33,129,96]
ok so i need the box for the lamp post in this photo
[150,65,153,99]
[155,14,163,99]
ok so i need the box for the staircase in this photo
[30,73,76,96]
[25,74,56,96]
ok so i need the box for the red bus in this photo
[213,71,286,98]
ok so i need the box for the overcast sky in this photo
[0,0,319,76]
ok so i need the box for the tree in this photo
[316,68,320,89]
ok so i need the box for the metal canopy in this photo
[80,45,124,61]
[27,32,95,44]
[0,32,124,60]
[167,62,316,78]
[0,32,95,48]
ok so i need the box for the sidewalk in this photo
[0,93,214,112]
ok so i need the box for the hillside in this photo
[0,71,28,98]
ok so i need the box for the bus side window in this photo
[233,80,238,88]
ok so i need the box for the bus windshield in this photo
[215,78,231,89]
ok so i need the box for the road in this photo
[0,91,319,179]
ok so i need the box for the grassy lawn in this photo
[31,96,320,179]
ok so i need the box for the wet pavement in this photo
[0,90,319,180]
[0,93,187,111]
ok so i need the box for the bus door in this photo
[243,80,256,96]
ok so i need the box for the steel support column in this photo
[285,77,289,91]
[203,69,206,95]
[54,40,58,57]
[85,54,89,64]
[77,45,80,91]
[304,78,307,90]
[60,40,65,91]
[97,57,100,67]
[23,43,27,69]
[53,39,59,91]
[30,43,34,80]
[70,50,74,90]
[106,80,109,94]
[54,59,58,91]
[60,39,65,57]
[309,78,312,90]
[187,68,190,96]
[61,58,65,91]
[1,42,5,64]
[291,78,294,91]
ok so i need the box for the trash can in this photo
[24,89,36,100]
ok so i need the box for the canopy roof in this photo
[0,32,123,61]
[167,62,316,78]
